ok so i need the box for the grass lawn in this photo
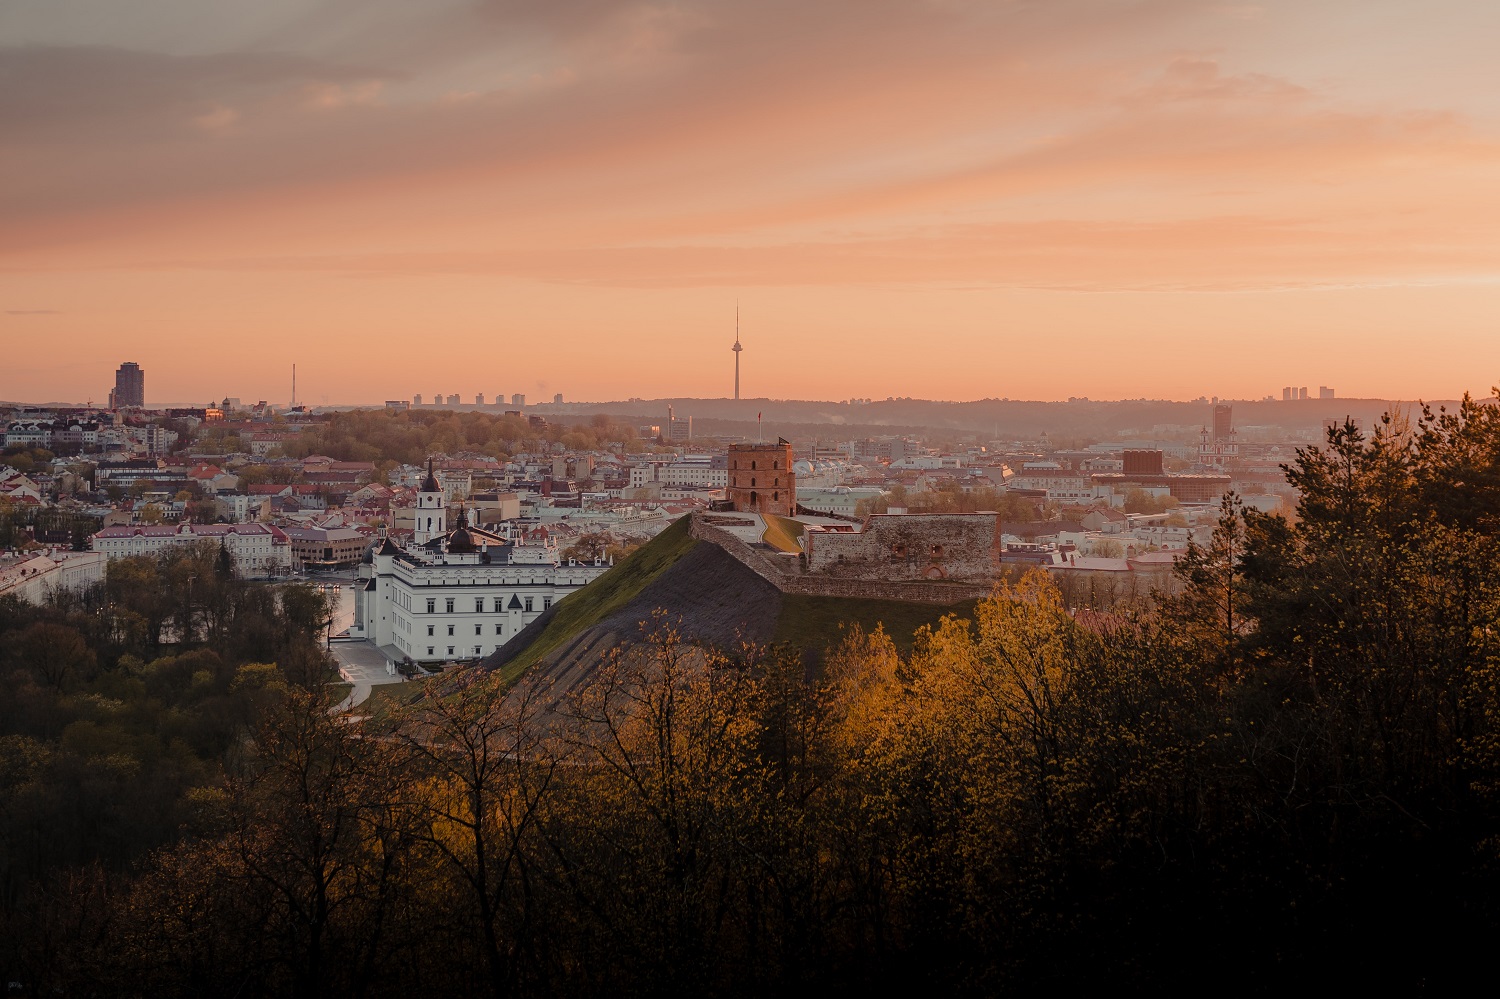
[360,681,427,727]
[327,681,354,703]
[499,515,700,681]
[761,514,805,554]
[775,593,979,655]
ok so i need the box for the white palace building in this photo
[351,462,610,664]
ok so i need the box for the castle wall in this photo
[803,513,999,582]
[688,514,990,605]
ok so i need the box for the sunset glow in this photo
[4,0,1500,404]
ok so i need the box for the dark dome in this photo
[447,527,476,554]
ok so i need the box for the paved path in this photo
[329,638,406,710]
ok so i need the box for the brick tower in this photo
[728,439,795,516]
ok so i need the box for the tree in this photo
[402,674,555,997]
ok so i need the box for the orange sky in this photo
[3,1,1500,406]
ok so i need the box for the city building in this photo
[628,455,728,491]
[90,522,293,577]
[1199,405,1238,469]
[727,439,796,516]
[0,550,107,604]
[284,526,371,570]
[476,393,486,405]
[413,394,423,406]
[1320,386,1336,399]
[512,393,526,407]
[352,478,610,663]
[109,362,145,409]
[666,404,692,442]
[446,394,460,406]
[553,393,564,405]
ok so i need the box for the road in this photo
[328,637,408,711]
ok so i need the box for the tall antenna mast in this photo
[292,364,296,410]
[732,301,743,402]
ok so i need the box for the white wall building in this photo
[0,550,107,603]
[90,522,292,576]
[353,493,611,663]
[628,456,728,490]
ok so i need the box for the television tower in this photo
[732,304,743,401]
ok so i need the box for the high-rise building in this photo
[1282,387,1293,401]
[446,394,460,406]
[1212,404,1233,441]
[1319,386,1335,399]
[512,393,526,407]
[1298,387,1309,400]
[553,393,564,405]
[109,362,145,409]
[475,392,486,406]
[413,393,423,406]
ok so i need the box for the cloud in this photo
[2,0,1498,302]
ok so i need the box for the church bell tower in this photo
[414,458,446,543]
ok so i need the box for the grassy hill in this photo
[481,514,987,695]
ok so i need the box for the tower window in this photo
[475,624,482,635]
[427,625,434,636]
[447,625,454,636]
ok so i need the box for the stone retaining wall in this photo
[690,513,990,606]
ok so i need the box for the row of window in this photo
[427,646,487,658]
[420,595,550,613]
[425,622,510,637]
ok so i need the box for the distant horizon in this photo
[6,2,1500,404]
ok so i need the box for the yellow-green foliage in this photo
[761,514,805,554]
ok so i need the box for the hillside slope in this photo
[483,514,981,696]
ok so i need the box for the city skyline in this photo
[5,1,1500,404]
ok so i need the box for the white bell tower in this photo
[414,458,446,543]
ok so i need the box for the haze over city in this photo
[8,4,1500,995]
[6,0,1500,404]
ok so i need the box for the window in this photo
[427,646,434,656]
[542,596,552,609]
[474,624,482,635]
[447,625,454,636]
[495,624,503,635]
[426,598,435,613]
[475,597,484,613]
[445,598,455,613]
[474,646,482,655]
[751,460,757,469]
[427,625,434,636]
[447,646,454,656]
[494,597,504,612]
[524,596,533,612]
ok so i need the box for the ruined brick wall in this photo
[689,514,990,605]
[803,513,999,582]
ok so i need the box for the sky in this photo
[3,0,1500,406]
